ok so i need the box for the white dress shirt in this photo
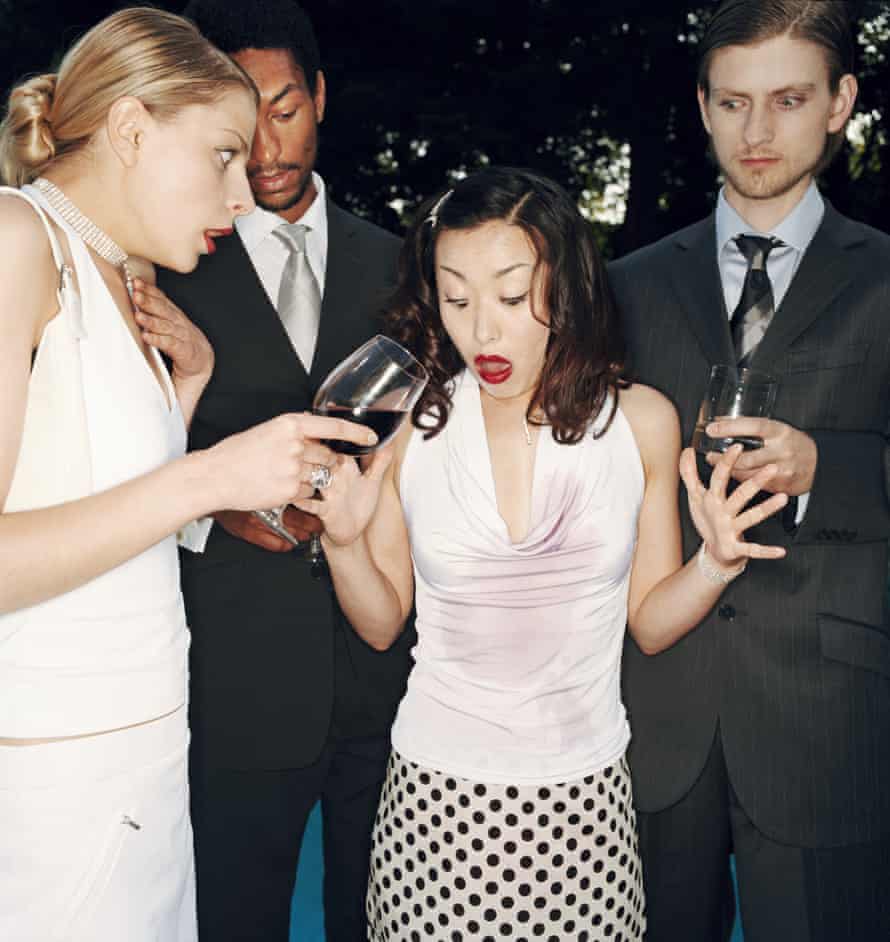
[179,174,329,552]
[714,181,824,522]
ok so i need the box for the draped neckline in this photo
[444,370,589,553]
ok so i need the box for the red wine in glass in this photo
[301,336,428,569]
[251,337,425,572]
[314,406,409,455]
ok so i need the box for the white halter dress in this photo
[0,185,196,942]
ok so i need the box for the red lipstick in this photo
[204,227,233,254]
[475,355,513,385]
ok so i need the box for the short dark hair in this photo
[386,167,626,445]
[181,0,321,92]
[698,0,854,93]
[697,0,855,170]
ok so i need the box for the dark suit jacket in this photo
[609,201,890,848]
[158,201,415,770]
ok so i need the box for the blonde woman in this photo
[0,8,374,940]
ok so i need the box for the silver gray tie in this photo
[272,223,321,371]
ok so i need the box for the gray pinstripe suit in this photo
[609,201,890,938]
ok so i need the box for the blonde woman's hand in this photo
[205,413,378,514]
[132,279,214,385]
[679,444,788,569]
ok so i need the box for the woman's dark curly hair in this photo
[386,166,627,444]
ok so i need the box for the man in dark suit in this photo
[609,2,890,939]
[158,2,414,939]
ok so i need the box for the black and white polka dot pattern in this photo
[366,752,645,941]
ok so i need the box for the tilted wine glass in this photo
[253,335,428,565]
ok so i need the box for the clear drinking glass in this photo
[253,335,428,566]
[692,364,777,454]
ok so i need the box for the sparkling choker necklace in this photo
[33,177,133,296]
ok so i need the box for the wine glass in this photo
[306,335,428,566]
[252,335,428,566]
[692,364,777,454]
[312,334,428,450]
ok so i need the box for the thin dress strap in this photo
[2,184,83,336]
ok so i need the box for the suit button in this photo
[718,604,736,621]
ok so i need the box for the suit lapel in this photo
[668,216,736,367]
[749,203,868,372]
[310,201,382,386]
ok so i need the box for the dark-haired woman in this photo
[293,167,788,941]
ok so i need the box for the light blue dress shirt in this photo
[715,181,824,317]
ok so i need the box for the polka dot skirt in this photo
[366,751,645,941]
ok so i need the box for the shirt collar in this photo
[716,180,824,256]
[235,171,327,251]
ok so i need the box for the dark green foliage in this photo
[2,1,887,251]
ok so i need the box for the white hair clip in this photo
[425,189,454,227]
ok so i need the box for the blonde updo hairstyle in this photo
[0,6,257,187]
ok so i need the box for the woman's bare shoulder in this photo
[618,382,681,475]
[0,192,57,254]
[0,193,59,311]
[618,382,677,428]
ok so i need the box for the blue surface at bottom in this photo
[289,803,746,940]
[731,856,744,940]
[290,802,325,941]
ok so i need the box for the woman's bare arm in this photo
[0,201,376,613]
[622,383,787,654]
[295,422,415,650]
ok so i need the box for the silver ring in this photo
[309,464,333,491]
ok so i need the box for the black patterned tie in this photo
[730,235,783,365]
[731,234,800,530]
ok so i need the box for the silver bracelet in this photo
[697,542,747,585]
